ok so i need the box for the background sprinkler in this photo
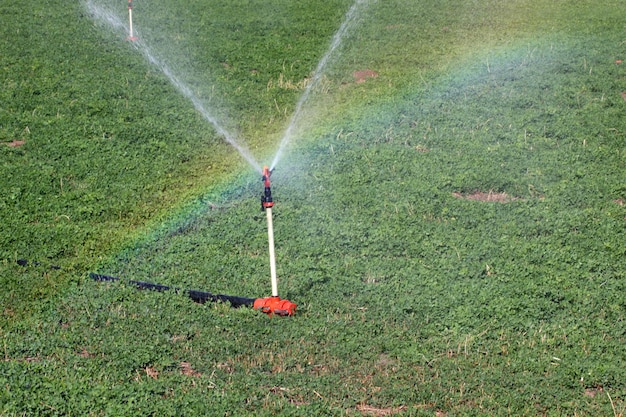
[89,167,296,316]
[126,0,137,41]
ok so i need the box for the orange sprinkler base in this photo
[253,296,297,316]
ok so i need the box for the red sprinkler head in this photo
[253,296,297,316]
[261,165,274,210]
[262,165,271,187]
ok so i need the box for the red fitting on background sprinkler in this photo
[253,296,297,316]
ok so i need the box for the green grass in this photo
[1,0,625,415]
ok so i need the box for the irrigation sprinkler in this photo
[253,166,297,316]
[126,0,138,41]
[89,167,296,316]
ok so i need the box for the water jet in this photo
[270,0,371,171]
[85,0,372,316]
[86,0,262,173]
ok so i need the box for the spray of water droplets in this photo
[85,0,372,173]
[85,0,262,173]
[270,0,372,170]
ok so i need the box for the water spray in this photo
[270,0,371,170]
[126,0,137,41]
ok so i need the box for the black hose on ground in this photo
[89,272,255,308]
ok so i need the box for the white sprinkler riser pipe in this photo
[128,8,134,38]
[266,207,278,297]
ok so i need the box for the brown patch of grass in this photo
[267,73,310,90]
[4,140,25,147]
[216,361,235,374]
[171,334,187,343]
[612,198,624,206]
[145,366,159,380]
[356,404,406,416]
[584,387,602,398]
[78,348,94,358]
[180,361,201,377]
[4,356,40,363]
[621,91,626,102]
[452,191,520,203]
[353,70,379,83]
[133,366,160,382]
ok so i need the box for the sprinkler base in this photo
[253,296,297,316]
[126,36,138,41]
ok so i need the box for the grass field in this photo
[1,0,625,415]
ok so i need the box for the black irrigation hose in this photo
[89,273,255,308]
[17,260,294,315]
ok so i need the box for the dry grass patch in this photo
[3,140,25,147]
[452,191,520,203]
[180,361,202,377]
[356,404,407,416]
[353,69,379,83]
